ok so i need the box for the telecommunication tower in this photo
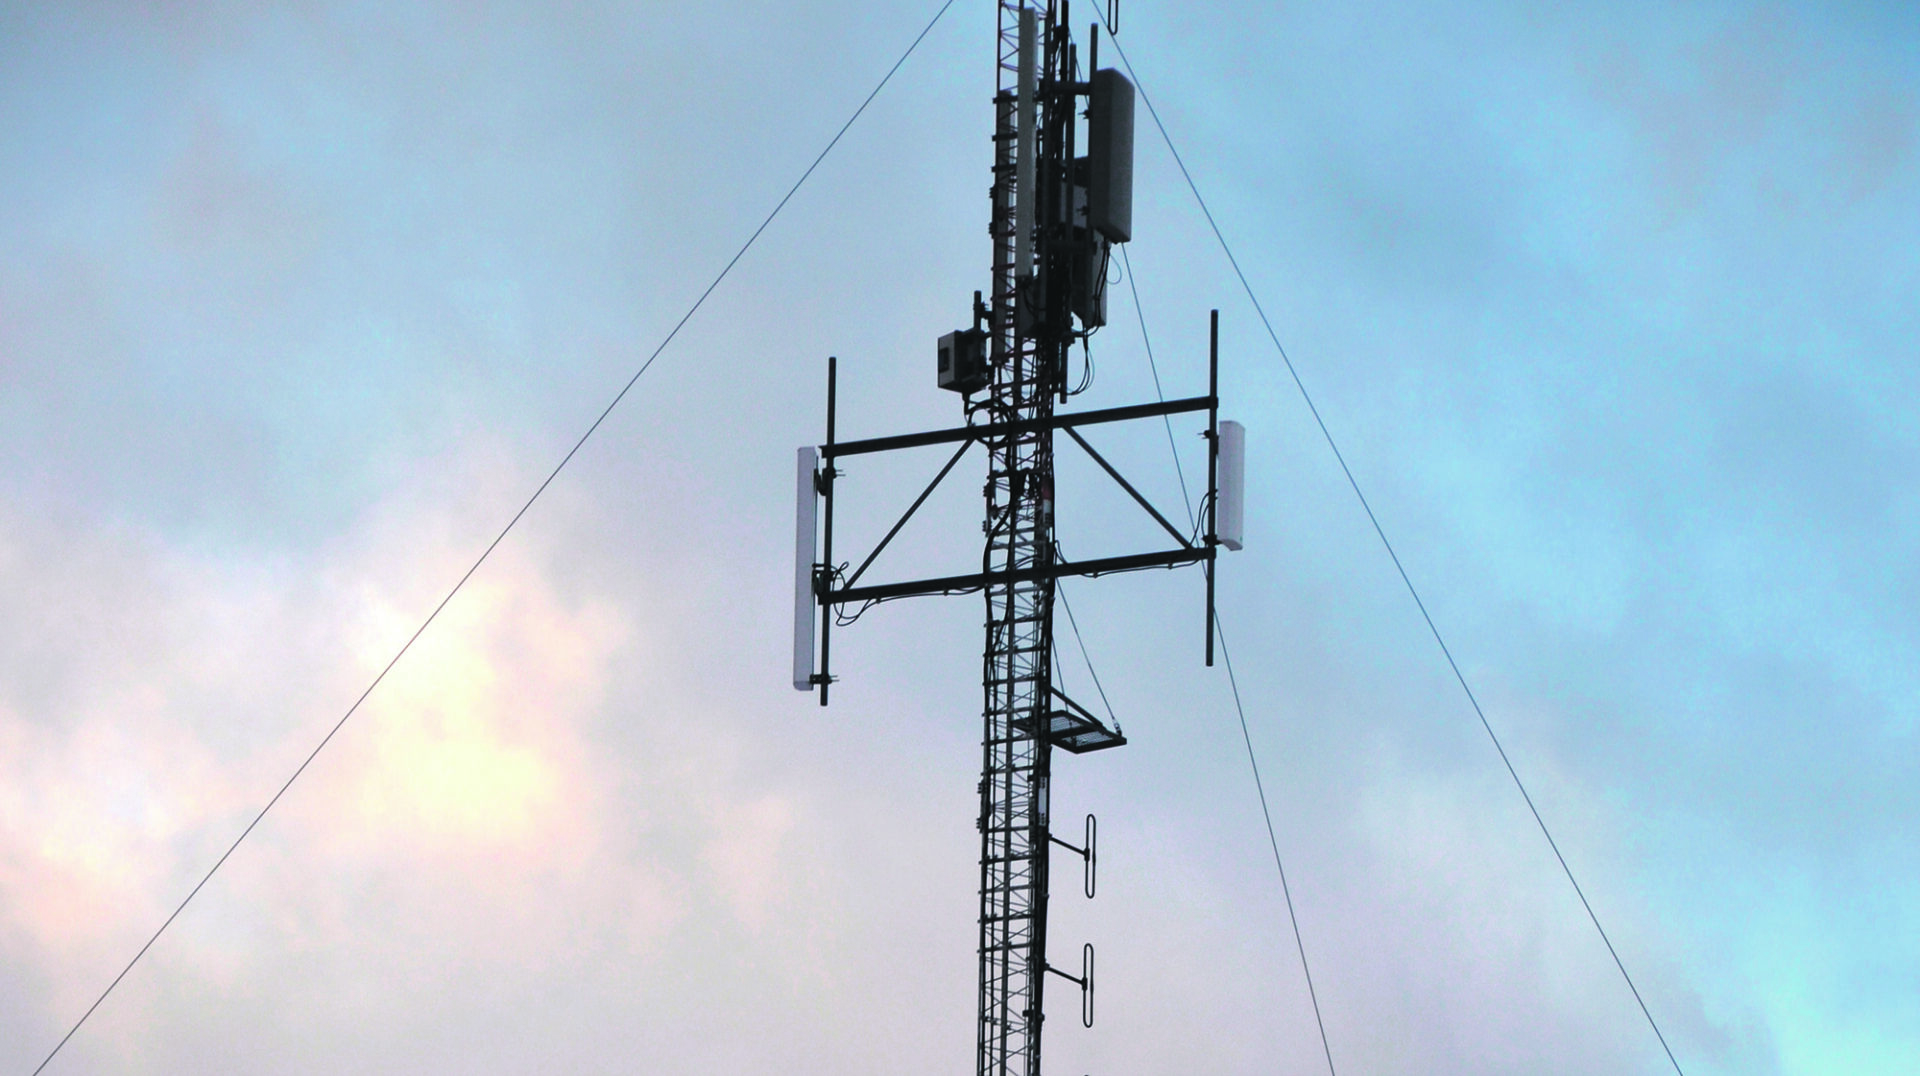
[792,4,1244,1074]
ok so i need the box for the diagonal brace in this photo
[1064,426,1193,550]
[843,438,973,589]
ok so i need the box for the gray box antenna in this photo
[1088,68,1134,244]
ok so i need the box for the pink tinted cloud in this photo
[0,442,839,1059]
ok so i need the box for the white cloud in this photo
[0,449,840,1067]
[700,793,798,932]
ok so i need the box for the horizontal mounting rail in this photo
[824,394,1213,459]
[827,546,1211,605]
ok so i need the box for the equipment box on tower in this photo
[937,328,989,394]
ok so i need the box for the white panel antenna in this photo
[1217,420,1245,551]
[793,446,819,690]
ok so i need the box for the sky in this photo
[1,1,1916,1073]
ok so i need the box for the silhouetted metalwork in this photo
[792,5,1237,1075]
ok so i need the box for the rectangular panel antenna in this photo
[793,446,819,689]
[1217,420,1245,551]
[1088,68,1134,244]
[1015,8,1039,281]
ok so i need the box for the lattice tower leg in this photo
[975,5,1060,1076]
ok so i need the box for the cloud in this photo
[700,793,798,932]
[1328,735,1766,1075]
[5,0,1919,1071]
[0,445,832,1065]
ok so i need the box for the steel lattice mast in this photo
[976,4,1055,1075]
[795,4,1241,1074]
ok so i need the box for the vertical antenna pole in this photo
[1206,310,1219,667]
[820,356,838,706]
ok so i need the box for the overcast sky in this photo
[3,2,1917,1074]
